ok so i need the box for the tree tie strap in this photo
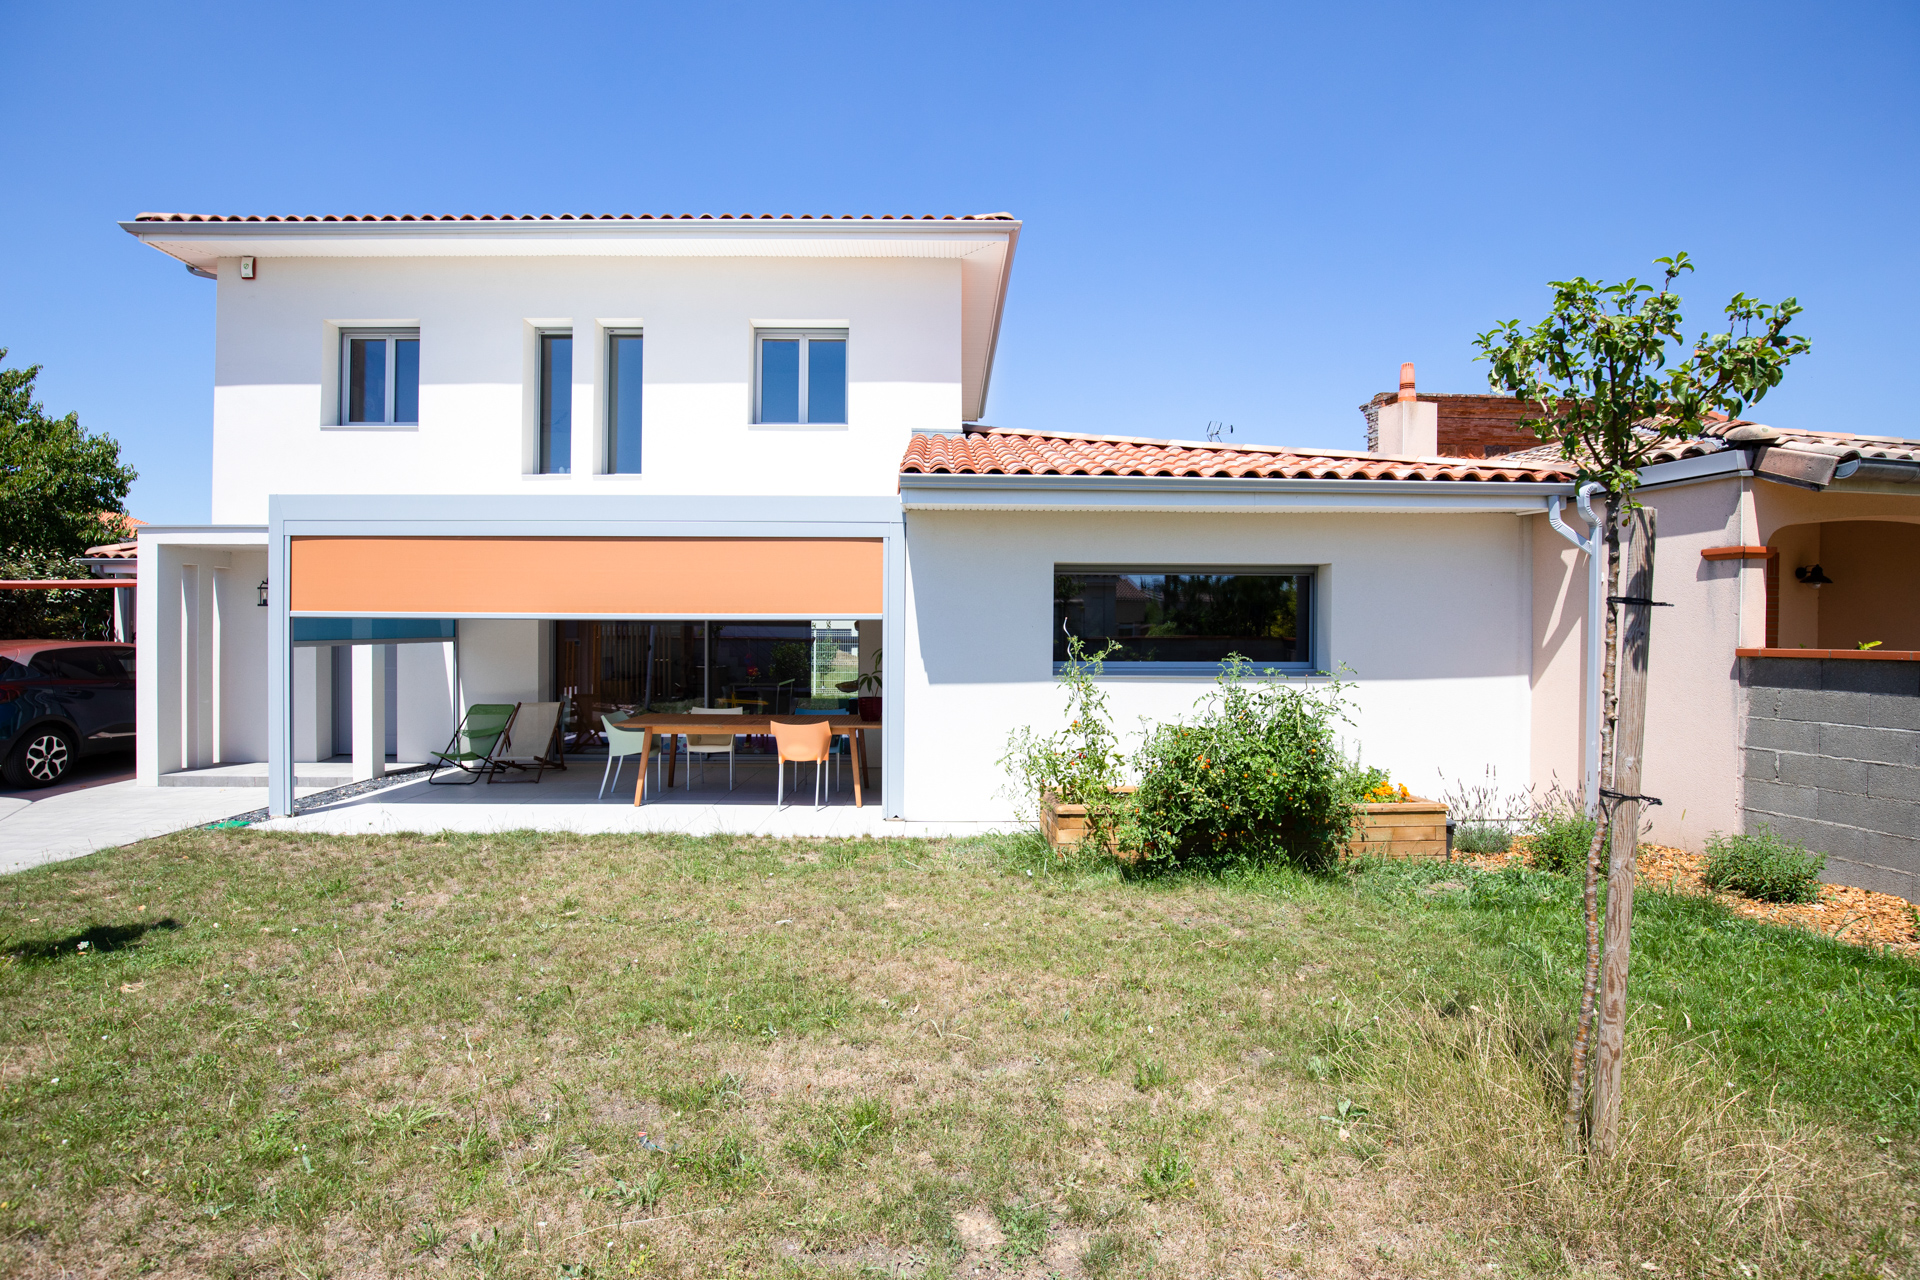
[1599,787,1662,806]
[1606,595,1672,607]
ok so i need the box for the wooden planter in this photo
[1040,787,1136,855]
[1346,800,1450,860]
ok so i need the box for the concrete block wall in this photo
[1740,656,1920,902]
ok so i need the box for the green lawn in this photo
[0,830,1913,1279]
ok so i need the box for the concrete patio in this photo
[256,752,1013,840]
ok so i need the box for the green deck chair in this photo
[428,703,518,784]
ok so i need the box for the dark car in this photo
[0,641,136,787]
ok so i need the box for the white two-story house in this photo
[125,208,1920,909]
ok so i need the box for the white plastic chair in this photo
[683,706,745,790]
[599,714,666,800]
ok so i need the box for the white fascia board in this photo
[119,218,1014,265]
[898,473,1568,514]
[136,526,268,547]
[269,493,903,532]
[1635,450,1748,489]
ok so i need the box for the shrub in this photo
[1453,822,1512,854]
[1122,658,1359,872]
[1703,825,1826,903]
[1527,808,1597,875]
[1000,637,1130,847]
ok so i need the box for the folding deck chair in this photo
[487,701,567,783]
[427,703,518,784]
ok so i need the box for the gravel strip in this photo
[204,765,434,828]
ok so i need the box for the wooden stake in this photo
[1592,504,1656,1161]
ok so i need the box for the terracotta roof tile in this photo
[901,428,1573,483]
[133,211,1016,224]
[83,540,137,559]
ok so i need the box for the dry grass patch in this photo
[0,829,1910,1279]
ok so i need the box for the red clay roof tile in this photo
[901,428,1574,483]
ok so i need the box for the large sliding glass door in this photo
[554,620,861,748]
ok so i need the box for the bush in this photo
[1703,825,1826,903]
[1453,822,1512,854]
[1527,808,1597,875]
[1122,658,1359,872]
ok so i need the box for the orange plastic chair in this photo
[771,719,833,810]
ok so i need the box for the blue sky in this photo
[2,1,1914,525]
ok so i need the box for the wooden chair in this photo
[684,706,745,791]
[771,719,832,810]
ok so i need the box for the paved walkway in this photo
[0,780,265,876]
[260,756,1015,840]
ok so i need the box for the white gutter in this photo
[1547,483,1605,816]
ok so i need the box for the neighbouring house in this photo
[114,211,1920,901]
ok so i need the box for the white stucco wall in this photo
[397,642,458,763]
[209,255,962,523]
[898,509,1538,823]
[455,619,545,710]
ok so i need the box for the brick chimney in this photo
[1369,362,1438,456]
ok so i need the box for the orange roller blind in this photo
[290,538,883,616]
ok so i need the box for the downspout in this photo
[1547,482,1605,816]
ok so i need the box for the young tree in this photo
[1474,256,1808,1158]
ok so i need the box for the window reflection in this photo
[1053,571,1311,666]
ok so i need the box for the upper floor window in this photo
[1053,568,1314,672]
[755,329,846,424]
[606,331,643,473]
[539,330,572,474]
[342,330,419,424]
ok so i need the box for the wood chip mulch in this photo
[1458,843,1920,955]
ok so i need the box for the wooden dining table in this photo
[611,714,881,807]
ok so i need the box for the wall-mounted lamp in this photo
[1795,564,1834,589]
[257,579,269,607]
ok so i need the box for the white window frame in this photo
[339,329,420,425]
[537,328,574,475]
[753,328,848,425]
[1051,564,1319,677]
[604,328,644,474]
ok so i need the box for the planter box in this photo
[1041,787,1136,855]
[1346,800,1450,860]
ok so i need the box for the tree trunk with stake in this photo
[1562,493,1623,1150]
[1592,504,1656,1161]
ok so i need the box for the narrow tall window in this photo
[539,331,573,474]
[755,329,847,424]
[341,330,420,424]
[606,332,643,473]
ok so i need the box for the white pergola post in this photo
[352,644,387,781]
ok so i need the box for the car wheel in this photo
[6,727,75,788]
